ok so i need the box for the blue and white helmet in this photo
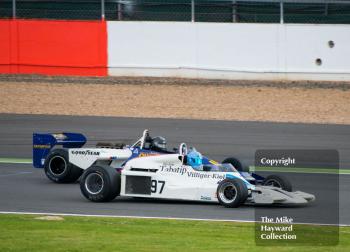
[186,148,203,169]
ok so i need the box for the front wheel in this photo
[263,175,292,192]
[222,157,249,172]
[217,179,248,208]
[80,165,121,202]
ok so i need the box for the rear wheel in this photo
[44,149,82,183]
[222,157,249,172]
[263,175,292,192]
[80,165,121,202]
[217,179,248,208]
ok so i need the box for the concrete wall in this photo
[108,21,350,81]
[1,19,349,81]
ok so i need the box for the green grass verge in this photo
[0,158,32,164]
[0,214,349,252]
[250,166,350,175]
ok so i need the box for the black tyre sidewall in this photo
[80,165,120,202]
[44,149,82,183]
[217,178,248,208]
[222,157,249,172]
[263,175,292,192]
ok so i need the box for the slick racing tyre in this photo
[217,178,248,208]
[222,157,249,172]
[44,148,83,183]
[80,165,121,202]
[263,175,292,192]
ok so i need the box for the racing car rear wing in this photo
[33,133,86,168]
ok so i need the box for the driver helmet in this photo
[186,148,203,169]
[151,136,167,152]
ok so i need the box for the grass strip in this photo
[0,158,32,164]
[250,166,350,175]
[0,214,349,252]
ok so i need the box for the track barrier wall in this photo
[0,19,107,76]
[0,19,349,80]
[107,21,350,81]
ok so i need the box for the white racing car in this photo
[79,143,315,208]
[33,129,315,207]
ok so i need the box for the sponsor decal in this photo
[209,159,219,165]
[160,165,225,180]
[200,196,211,201]
[33,144,51,149]
[52,133,67,140]
[161,166,187,175]
[139,152,160,158]
[71,150,100,156]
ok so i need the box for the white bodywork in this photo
[119,153,315,205]
[120,154,253,202]
[68,129,150,169]
[67,130,315,205]
[69,148,132,170]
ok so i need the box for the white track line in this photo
[0,211,348,227]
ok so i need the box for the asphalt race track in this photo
[0,114,349,225]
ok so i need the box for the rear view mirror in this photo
[179,143,188,165]
[179,143,188,156]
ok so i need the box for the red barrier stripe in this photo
[0,19,107,77]
[0,20,11,73]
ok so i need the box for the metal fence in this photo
[1,0,350,24]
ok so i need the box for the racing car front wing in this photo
[247,186,315,205]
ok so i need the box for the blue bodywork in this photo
[33,133,86,168]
